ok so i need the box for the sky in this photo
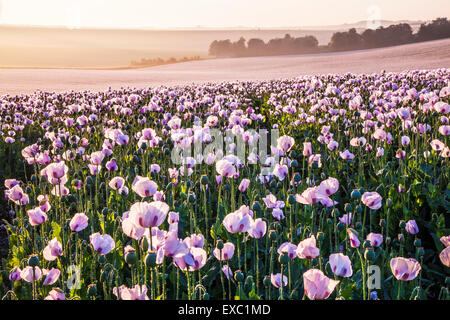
[0,0,448,29]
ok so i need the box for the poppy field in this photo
[0,69,449,300]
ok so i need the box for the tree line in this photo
[209,17,450,57]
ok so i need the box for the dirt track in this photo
[1,39,450,96]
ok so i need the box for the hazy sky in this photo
[0,0,448,29]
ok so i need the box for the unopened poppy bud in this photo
[28,255,39,267]
[386,198,393,208]
[379,219,386,228]
[200,175,209,185]
[364,248,375,261]
[317,232,325,242]
[344,203,352,213]
[327,218,333,226]
[356,205,363,214]
[288,194,296,205]
[125,251,137,266]
[31,175,38,183]
[291,160,299,167]
[293,172,301,182]
[234,270,244,282]
[279,253,289,265]
[332,208,340,217]
[86,176,94,185]
[141,237,149,252]
[252,201,261,212]
[188,193,196,203]
[98,255,106,264]
[145,253,157,267]
[337,222,346,231]
[269,230,277,241]
[417,247,425,256]
[263,276,271,287]
[245,276,254,289]
[87,284,97,297]
[102,207,108,215]
[413,238,422,247]
[216,240,224,250]
[399,220,406,228]
[351,189,361,200]
[203,292,210,300]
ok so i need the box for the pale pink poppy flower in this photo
[89,233,115,255]
[132,176,158,198]
[339,213,352,226]
[177,247,207,271]
[348,229,360,248]
[184,234,205,248]
[277,135,295,153]
[296,235,320,259]
[262,194,285,209]
[238,178,250,192]
[390,257,421,281]
[162,231,189,260]
[439,125,450,136]
[216,159,236,178]
[329,253,353,277]
[273,164,288,181]
[113,285,149,300]
[122,212,146,240]
[4,179,19,189]
[222,265,233,279]
[44,289,65,300]
[434,101,450,114]
[42,162,68,184]
[327,140,339,151]
[277,242,297,259]
[376,147,384,157]
[308,154,322,168]
[129,201,169,229]
[89,151,105,165]
[109,177,125,190]
[70,213,89,232]
[440,235,450,247]
[405,220,419,235]
[9,267,21,282]
[168,211,179,224]
[248,218,267,239]
[42,268,61,286]
[361,191,383,210]
[439,247,450,267]
[271,273,288,288]
[20,266,42,282]
[223,205,253,233]
[43,238,63,261]
[5,184,29,206]
[27,207,47,226]
[213,242,235,261]
[303,142,313,156]
[318,177,339,196]
[350,137,366,147]
[396,150,406,159]
[303,268,339,300]
[430,139,445,151]
[295,187,320,205]
[106,159,118,171]
[339,149,354,160]
[272,208,285,220]
[150,164,161,174]
[366,233,383,247]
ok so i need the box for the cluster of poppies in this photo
[1,68,449,300]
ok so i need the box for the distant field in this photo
[0,38,448,96]
[0,24,421,68]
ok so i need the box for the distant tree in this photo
[416,17,450,41]
[247,38,266,56]
[329,28,364,50]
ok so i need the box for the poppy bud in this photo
[252,201,261,212]
[87,284,97,297]
[399,220,406,228]
[364,248,375,261]
[288,194,296,205]
[216,240,224,250]
[363,240,371,248]
[141,237,149,252]
[386,198,393,208]
[200,175,209,185]
[145,253,157,268]
[188,193,196,203]
[379,219,386,228]
[234,270,244,282]
[102,207,108,215]
[31,175,38,183]
[351,189,361,200]
[263,275,271,287]
[279,253,289,265]
[293,172,301,182]
[203,293,210,300]
[98,255,106,264]
[125,251,137,265]
[244,276,254,289]
[344,203,352,213]
[86,176,94,185]
[291,160,299,168]
[28,255,39,267]
[269,230,277,241]
[327,218,333,226]
[337,222,346,231]
[413,238,422,247]
[356,205,363,214]
[416,247,425,257]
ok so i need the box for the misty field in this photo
[0,69,449,300]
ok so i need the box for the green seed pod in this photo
[344,203,352,213]
[102,207,109,215]
[356,205,363,214]
[351,189,361,200]
[28,255,39,267]
[216,240,224,250]
[244,275,254,289]
[293,172,301,183]
[279,253,289,265]
[363,240,371,249]
[203,292,210,300]
[379,219,386,228]
[364,248,375,261]
[98,255,106,264]
[417,247,425,257]
[291,160,299,168]
[399,220,406,228]
[316,232,325,242]
[234,270,244,282]
[263,275,271,287]
[288,194,296,205]
[413,238,422,247]
[200,175,209,185]
[125,251,137,266]
[145,253,157,268]
[269,230,277,241]
[337,222,346,231]
[87,284,97,297]
[252,201,262,212]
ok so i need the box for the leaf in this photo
[51,221,62,242]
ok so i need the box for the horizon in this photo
[0,0,448,30]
